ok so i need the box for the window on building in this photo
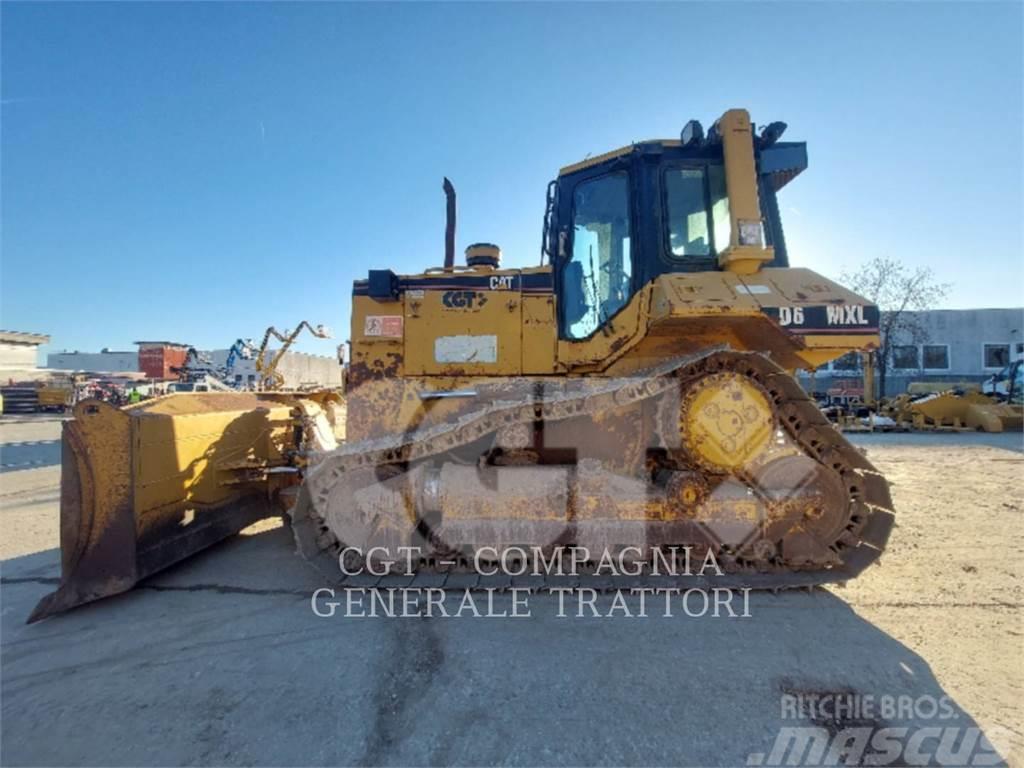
[832,351,861,371]
[983,343,1010,369]
[892,345,919,370]
[922,345,949,371]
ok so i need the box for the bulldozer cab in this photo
[349,107,877,390]
[545,109,808,341]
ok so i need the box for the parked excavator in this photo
[30,109,894,622]
[223,337,258,383]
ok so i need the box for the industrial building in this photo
[802,307,1023,397]
[47,343,342,389]
[135,341,191,380]
[0,331,50,375]
[46,348,138,374]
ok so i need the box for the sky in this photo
[2,1,1022,360]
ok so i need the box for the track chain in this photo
[291,349,895,591]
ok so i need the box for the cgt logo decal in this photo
[442,290,488,309]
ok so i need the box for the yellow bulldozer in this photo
[30,109,895,622]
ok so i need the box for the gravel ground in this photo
[1,417,1021,766]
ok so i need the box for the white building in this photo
[0,331,50,374]
[47,348,139,373]
[803,307,1024,396]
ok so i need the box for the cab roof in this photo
[558,139,808,193]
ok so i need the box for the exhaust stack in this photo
[443,177,456,271]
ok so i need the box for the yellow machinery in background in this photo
[254,321,332,390]
[880,390,1023,433]
[906,381,979,396]
[863,354,1024,433]
[834,353,1022,433]
[32,109,895,621]
[37,382,74,412]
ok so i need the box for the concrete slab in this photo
[0,543,997,766]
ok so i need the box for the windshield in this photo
[562,172,633,339]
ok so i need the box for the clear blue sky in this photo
[2,2,1022,359]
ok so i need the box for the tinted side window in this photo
[665,168,710,258]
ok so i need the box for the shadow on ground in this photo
[0,526,1009,767]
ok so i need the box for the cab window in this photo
[666,169,709,257]
[562,172,632,339]
[665,165,730,259]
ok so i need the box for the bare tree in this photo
[841,257,949,398]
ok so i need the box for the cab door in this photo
[557,169,636,341]
[403,273,523,376]
[554,167,645,367]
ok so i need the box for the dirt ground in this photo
[1,418,1022,765]
[840,442,1024,760]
